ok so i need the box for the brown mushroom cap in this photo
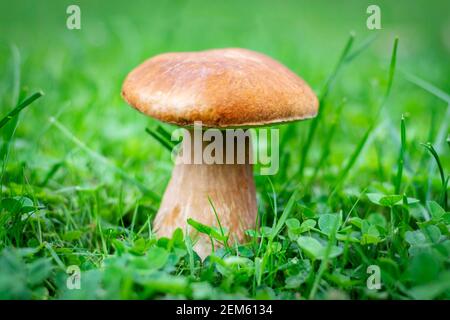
[122,48,318,128]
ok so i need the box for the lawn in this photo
[0,0,449,300]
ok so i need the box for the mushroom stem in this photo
[154,129,257,258]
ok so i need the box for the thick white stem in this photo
[154,130,257,258]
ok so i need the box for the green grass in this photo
[0,0,449,300]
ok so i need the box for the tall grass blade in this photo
[403,73,450,153]
[0,92,44,129]
[344,34,378,63]
[298,34,378,179]
[257,187,300,286]
[297,34,355,179]
[308,213,340,299]
[308,98,346,187]
[395,115,406,194]
[421,142,448,210]
[331,38,399,192]
[403,72,450,103]
[145,127,175,152]
[208,196,228,246]
[1,45,22,187]
[270,187,300,241]
[156,125,173,141]
[50,117,160,201]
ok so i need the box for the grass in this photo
[331,37,398,195]
[0,0,449,300]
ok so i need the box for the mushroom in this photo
[122,48,318,258]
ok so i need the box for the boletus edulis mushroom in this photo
[122,48,318,258]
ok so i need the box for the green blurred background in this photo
[0,0,449,300]
[1,0,449,218]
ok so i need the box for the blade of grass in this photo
[330,123,373,195]
[297,34,378,180]
[308,212,340,299]
[0,91,44,129]
[395,115,406,194]
[403,72,450,103]
[40,160,65,187]
[255,177,277,259]
[409,74,450,202]
[344,33,379,63]
[421,142,448,210]
[308,98,346,187]
[331,37,399,194]
[403,73,450,152]
[187,218,227,243]
[50,117,160,201]
[383,38,399,100]
[184,232,195,276]
[1,45,22,188]
[145,127,175,152]
[297,33,355,179]
[129,202,139,239]
[156,125,173,141]
[269,187,300,241]
[207,196,229,249]
[95,208,109,256]
[44,242,66,270]
[403,73,450,189]
[267,177,278,229]
[257,188,300,286]
[343,187,368,226]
